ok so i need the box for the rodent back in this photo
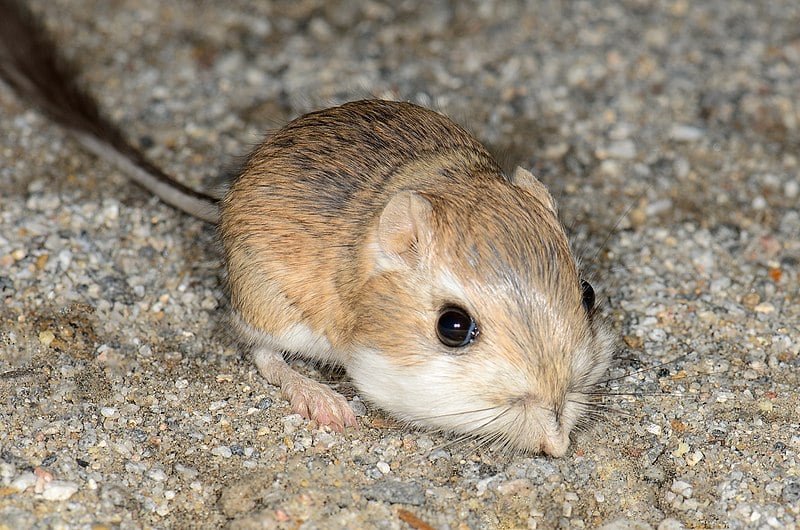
[226,99,502,217]
[219,100,508,342]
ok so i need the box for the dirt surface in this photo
[1,1,798,528]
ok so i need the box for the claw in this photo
[253,346,358,431]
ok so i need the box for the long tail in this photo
[0,0,219,223]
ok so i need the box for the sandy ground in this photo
[1,0,798,528]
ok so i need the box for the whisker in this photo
[582,390,663,397]
[599,352,691,384]
[409,404,509,423]
[599,407,637,418]
[403,405,518,463]
[593,184,653,262]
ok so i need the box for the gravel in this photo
[1,0,799,528]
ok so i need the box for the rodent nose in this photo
[541,433,570,457]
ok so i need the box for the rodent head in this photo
[348,167,615,457]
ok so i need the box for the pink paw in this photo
[283,378,358,431]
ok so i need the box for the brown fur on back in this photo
[221,100,507,346]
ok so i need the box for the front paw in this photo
[283,378,358,431]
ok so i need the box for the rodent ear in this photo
[377,190,433,267]
[511,166,558,214]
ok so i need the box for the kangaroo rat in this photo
[1,1,614,456]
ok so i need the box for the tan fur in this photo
[221,100,615,455]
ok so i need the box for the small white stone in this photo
[543,142,569,159]
[296,431,313,449]
[9,472,37,492]
[314,432,337,449]
[282,414,305,435]
[148,469,168,482]
[208,400,227,411]
[100,407,118,418]
[174,464,199,480]
[754,302,776,314]
[672,442,690,457]
[670,124,704,142]
[38,330,55,346]
[670,479,693,498]
[40,480,79,501]
[245,68,267,86]
[609,122,635,140]
[595,492,605,503]
[211,445,232,458]
[657,518,684,530]
[645,198,673,216]
[497,478,533,496]
[475,476,494,496]
[604,139,637,159]
[645,423,662,436]
[376,461,390,474]
[599,159,623,177]
[101,203,119,223]
[785,180,799,199]
[125,461,147,474]
[599,517,653,530]
[674,157,690,179]
[764,481,783,497]
[685,451,704,466]
[564,491,579,502]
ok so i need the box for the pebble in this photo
[38,330,56,346]
[670,480,694,498]
[497,478,533,496]
[208,400,227,411]
[765,482,783,497]
[669,124,704,142]
[99,407,118,418]
[599,139,637,160]
[314,432,337,449]
[9,472,38,492]
[672,442,690,458]
[174,464,199,481]
[40,481,80,501]
[281,414,305,435]
[785,180,799,199]
[685,451,704,467]
[211,446,233,459]
[350,399,368,417]
[361,480,425,506]
[754,302,776,314]
[148,469,168,482]
[599,519,653,530]
[783,481,800,503]
[657,519,684,530]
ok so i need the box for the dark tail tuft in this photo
[0,0,219,223]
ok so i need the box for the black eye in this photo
[436,306,478,348]
[581,280,595,312]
